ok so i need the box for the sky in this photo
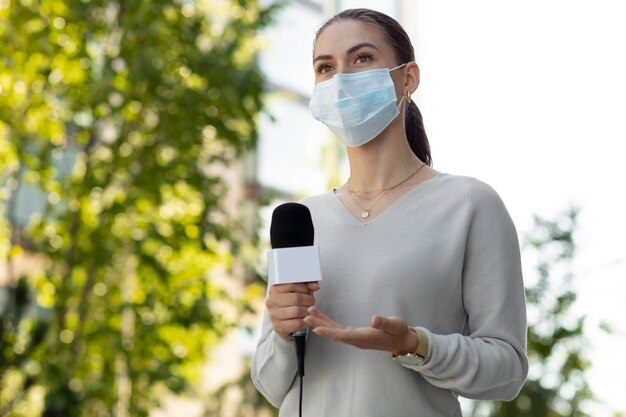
[256,1,626,414]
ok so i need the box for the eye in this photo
[355,53,372,64]
[316,63,332,74]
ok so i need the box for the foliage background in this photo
[471,209,598,417]
[1,1,276,416]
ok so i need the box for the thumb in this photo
[371,316,406,335]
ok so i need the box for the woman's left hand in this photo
[303,306,418,356]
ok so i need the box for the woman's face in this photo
[313,20,402,86]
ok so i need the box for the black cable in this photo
[299,374,303,417]
[294,334,306,377]
[293,333,306,417]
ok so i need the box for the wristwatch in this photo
[392,328,429,366]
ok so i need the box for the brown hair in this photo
[315,8,432,166]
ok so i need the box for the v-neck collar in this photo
[327,172,444,226]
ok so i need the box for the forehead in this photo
[314,20,390,57]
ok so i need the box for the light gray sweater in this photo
[252,174,528,417]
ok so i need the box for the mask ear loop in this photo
[393,64,411,109]
[399,90,412,108]
[390,62,408,72]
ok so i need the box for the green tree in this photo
[0,1,276,416]
[471,208,594,417]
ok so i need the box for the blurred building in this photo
[195,1,423,416]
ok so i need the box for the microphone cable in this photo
[293,332,306,417]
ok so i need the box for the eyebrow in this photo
[313,42,380,64]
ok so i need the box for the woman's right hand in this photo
[266,281,320,341]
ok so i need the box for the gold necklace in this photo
[348,162,426,194]
[347,162,426,219]
[348,187,387,201]
[349,188,392,219]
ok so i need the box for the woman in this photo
[252,8,527,417]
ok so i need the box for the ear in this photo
[404,61,420,97]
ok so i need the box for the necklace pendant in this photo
[360,210,370,219]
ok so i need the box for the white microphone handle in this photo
[267,246,323,286]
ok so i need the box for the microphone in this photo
[268,202,323,289]
[268,202,323,378]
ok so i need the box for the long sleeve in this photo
[250,309,298,408]
[406,179,528,400]
[251,174,528,416]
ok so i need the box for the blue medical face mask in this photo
[309,63,407,147]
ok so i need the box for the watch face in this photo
[396,354,426,366]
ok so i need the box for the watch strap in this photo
[414,328,429,359]
[392,327,429,362]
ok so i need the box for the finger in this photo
[313,326,374,348]
[312,325,357,341]
[306,281,320,292]
[307,306,333,321]
[266,292,315,309]
[269,305,310,321]
[303,314,338,329]
[370,315,408,335]
[279,292,316,308]
[306,307,342,328]
[303,306,346,331]
[274,318,308,340]
[271,283,315,294]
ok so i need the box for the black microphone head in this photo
[270,202,314,249]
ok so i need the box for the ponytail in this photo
[405,101,431,166]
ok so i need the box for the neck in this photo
[345,121,421,191]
